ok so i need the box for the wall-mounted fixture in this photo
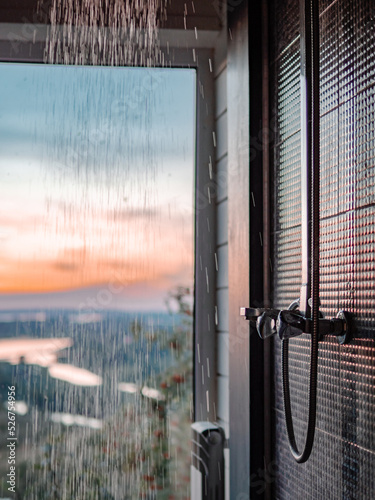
[241,0,352,464]
[241,303,350,345]
[191,422,225,499]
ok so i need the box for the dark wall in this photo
[269,0,375,498]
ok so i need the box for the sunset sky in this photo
[0,63,196,310]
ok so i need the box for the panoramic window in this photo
[0,63,196,499]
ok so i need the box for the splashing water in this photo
[39,0,168,66]
[0,1,195,498]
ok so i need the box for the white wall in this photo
[214,28,230,500]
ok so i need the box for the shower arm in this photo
[240,0,351,464]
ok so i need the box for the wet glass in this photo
[0,63,195,499]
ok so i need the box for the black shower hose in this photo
[281,264,320,464]
[282,0,320,465]
[282,187,320,464]
[281,314,319,464]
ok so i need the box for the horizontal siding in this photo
[215,68,228,117]
[214,47,229,500]
[215,112,228,160]
[216,199,228,245]
[216,288,229,332]
[214,61,229,471]
[217,332,229,376]
[217,374,229,422]
[216,155,228,203]
[216,243,228,288]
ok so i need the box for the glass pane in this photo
[0,63,196,499]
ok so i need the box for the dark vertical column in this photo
[249,0,267,496]
[261,1,272,498]
[194,49,217,423]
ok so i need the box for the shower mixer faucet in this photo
[240,304,351,344]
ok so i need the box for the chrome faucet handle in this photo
[276,310,307,339]
[256,309,280,339]
[239,307,281,339]
[239,307,265,321]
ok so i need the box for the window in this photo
[0,62,196,499]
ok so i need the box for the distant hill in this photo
[0,309,180,417]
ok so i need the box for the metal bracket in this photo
[277,309,351,344]
[239,307,265,321]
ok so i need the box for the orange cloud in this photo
[0,244,193,294]
[0,170,193,294]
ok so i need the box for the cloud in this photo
[107,207,158,220]
[48,363,102,386]
[0,279,192,312]
[0,337,73,366]
[52,262,80,272]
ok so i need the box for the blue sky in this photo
[0,63,196,311]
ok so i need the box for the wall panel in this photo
[269,0,375,498]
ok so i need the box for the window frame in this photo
[0,23,219,423]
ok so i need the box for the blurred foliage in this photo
[11,286,193,499]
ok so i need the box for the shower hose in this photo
[282,311,319,464]
[281,0,320,464]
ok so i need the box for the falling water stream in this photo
[0,2,195,499]
[41,0,168,66]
